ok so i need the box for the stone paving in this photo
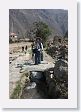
[22,52,54,72]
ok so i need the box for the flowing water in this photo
[21,71,49,99]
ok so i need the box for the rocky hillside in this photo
[9,9,68,38]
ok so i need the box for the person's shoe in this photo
[38,63,41,64]
[34,63,38,65]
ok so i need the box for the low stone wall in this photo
[45,60,68,99]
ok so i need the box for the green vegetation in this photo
[34,21,51,46]
[11,72,30,99]
[28,21,51,47]
[11,81,21,99]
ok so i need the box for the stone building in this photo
[9,32,18,42]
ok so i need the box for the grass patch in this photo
[10,72,30,99]
[11,81,21,99]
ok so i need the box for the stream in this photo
[21,71,49,99]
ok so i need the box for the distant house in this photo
[9,32,18,42]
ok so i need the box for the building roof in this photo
[10,32,17,36]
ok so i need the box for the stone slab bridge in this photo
[21,51,54,72]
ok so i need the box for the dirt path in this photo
[9,43,32,97]
[9,42,54,98]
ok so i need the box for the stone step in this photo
[21,60,54,72]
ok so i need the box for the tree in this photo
[33,21,51,46]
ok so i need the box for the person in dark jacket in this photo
[34,38,41,65]
[22,46,24,52]
[25,45,27,51]
[31,41,35,63]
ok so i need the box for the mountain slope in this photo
[9,9,68,38]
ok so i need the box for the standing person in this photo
[22,46,24,52]
[34,38,41,65]
[40,40,43,61]
[31,41,35,63]
[25,45,27,54]
[25,45,27,51]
